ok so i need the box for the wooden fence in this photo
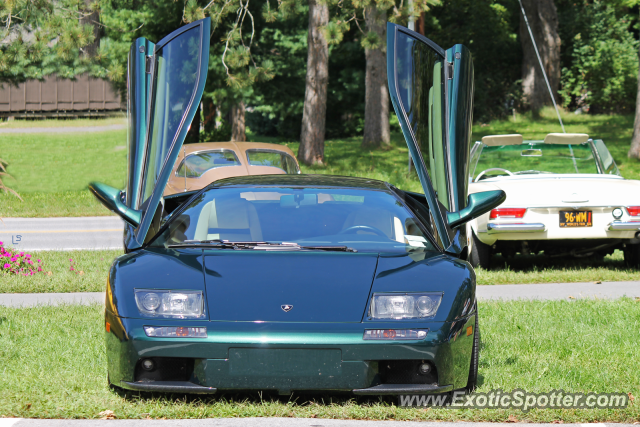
[0,74,123,117]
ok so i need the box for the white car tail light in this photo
[490,208,526,219]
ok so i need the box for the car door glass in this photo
[395,31,449,210]
[593,139,620,175]
[468,141,483,183]
[141,27,201,206]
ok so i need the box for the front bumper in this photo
[106,312,475,395]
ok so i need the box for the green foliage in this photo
[423,0,521,122]
[0,0,99,84]
[558,1,639,114]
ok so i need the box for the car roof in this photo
[208,174,391,190]
[183,141,296,157]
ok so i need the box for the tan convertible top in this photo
[543,133,589,145]
[481,133,590,147]
[481,134,523,146]
[181,141,296,157]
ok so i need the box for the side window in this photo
[395,31,449,210]
[593,139,620,176]
[468,141,484,183]
[246,150,299,174]
[141,27,202,205]
[176,150,240,178]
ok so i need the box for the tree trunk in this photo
[186,103,201,143]
[231,101,246,142]
[202,99,216,135]
[629,42,640,159]
[362,5,390,149]
[80,0,100,57]
[519,0,560,115]
[298,0,329,165]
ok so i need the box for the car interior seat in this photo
[194,196,263,241]
[341,207,404,242]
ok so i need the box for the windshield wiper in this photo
[168,240,269,249]
[299,245,357,252]
[168,240,356,252]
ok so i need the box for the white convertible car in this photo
[467,133,640,268]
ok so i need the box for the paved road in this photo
[478,281,640,300]
[0,420,627,427]
[1,282,638,307]
[0,217,123,251]
[0,124,126,134]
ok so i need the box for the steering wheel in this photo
[339,225,388,237]
[475,168,514,182]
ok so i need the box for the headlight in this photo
[369,293,442,319]
[134,289,205,319]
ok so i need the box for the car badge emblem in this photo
[281,304,293,312]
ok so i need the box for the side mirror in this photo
[89,182,142,228]
[446,190,506,229]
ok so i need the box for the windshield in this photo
[151,187,437,253]
[472,143,599,180]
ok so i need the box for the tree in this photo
[0,0,98,84]
[298,0,329,165]
[361,4,390,149]
[519,0,561,115]
[231,101,247,141]
[630,51,640,158]
[422,0,521,122]
[322,0,435,150]
[98,0,274,142]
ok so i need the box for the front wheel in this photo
[623,244,640,268]
[469,232,491,269]
[465,314,480,393]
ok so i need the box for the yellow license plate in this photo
[559,210,592,227]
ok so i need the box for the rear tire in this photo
[465,314,480,393]
[624,244,640,268]
[469,232,491,269]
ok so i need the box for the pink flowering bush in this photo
[0,241,43,276]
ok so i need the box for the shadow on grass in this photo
[486,252,629,273]
[110,387,408,407]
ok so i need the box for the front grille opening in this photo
[134,357,194,382]
[378,360,438,385]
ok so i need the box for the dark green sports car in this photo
[90,18,505,395]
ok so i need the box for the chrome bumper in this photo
[487,223,546,234]
[608,221,640,231]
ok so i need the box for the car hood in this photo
[469,175,640,207]
[203,251,379,322]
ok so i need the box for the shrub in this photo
[559,1,639,113]
[0,242,44,276]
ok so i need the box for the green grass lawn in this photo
[1,248,637,293]
[4,108,637,217]
[0,117,125,128]
[0,250,121,293]
[0,128,126,217]
[477,250,640,285]
[0,299,637,421]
